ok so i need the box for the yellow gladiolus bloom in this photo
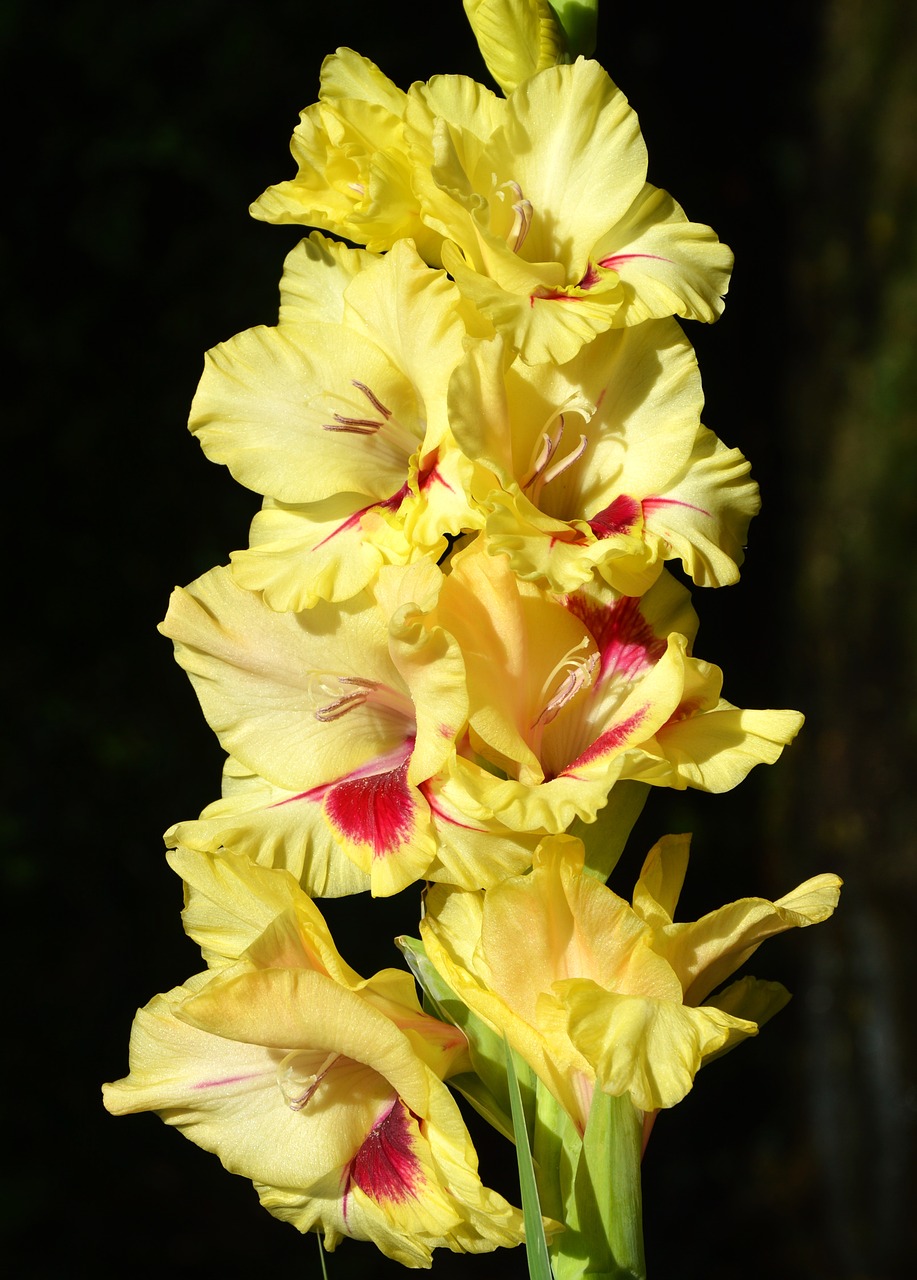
[408,57,732,363]
[435,540,803,836]
[254,49,730,366]
[104,849,523,1266]
[161,560,537,896]
[190,239,481,612]
[252,48,444,264]
[421,833,841,1128]
[448,320,759,596]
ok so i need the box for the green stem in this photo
[604,1094,646,1278]
[553,1089,646,1280]
[587,1090,646,1279]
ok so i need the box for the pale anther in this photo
[532,639,599,728]
[277,1050,340,1112]
[310,674,379,722]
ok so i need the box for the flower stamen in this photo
[323,381,392,435]
[521,406,590,503]
[323,418,380,435]
[308,673,414,725]
[521,427,559,491]
[352,380,392,419]
[322,380,420,459]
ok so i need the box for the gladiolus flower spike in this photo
[104,3,840,1277]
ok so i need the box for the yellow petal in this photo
[666,876,842,1007]
[277,232,376,326]
[231,496,397,613]
[595,184,733,327]
[159,567,410,793]
[166,757,371,900]
[556,978,756,1111]
[166,844,366,977]
[421,879,594,1129]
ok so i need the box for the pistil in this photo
[277,1049,341,1111]
[532,638,599,732]
[505,180,533,253]
[521,410,589,504]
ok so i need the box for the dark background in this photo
[5,1,916,1275]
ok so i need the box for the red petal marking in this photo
[598,252,672,269]
[577,261,603,289]
[564,594,667,685]
[348,1099,421,1206]
[643,495,711,519]
[549,531,589,549]
[529,284,579,306]
[587,493,641,540]
[323,759,419,861]
[418,452,455,494]
[561,705,649,774]
[314,484,408,550]
[192,1073,263,1090]
[531,252,673,305]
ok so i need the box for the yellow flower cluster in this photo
[104,3,840,1272]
